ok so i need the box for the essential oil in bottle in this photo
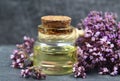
[33,16,83,75]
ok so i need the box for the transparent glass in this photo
[33,25,77,75]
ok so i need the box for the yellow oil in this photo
[33,41,76,75]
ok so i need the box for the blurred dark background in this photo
[0,0,120,45]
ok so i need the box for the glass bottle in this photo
[33,16,84,75]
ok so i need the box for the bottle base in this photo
[41,65,73,75]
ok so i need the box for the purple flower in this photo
[10,36,34,69]
[21,67,46,79]
[74,11,120,78]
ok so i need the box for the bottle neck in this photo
[38,25,73,35]
[37,25,82,43]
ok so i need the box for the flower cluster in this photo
[10,36,46,79]
[21,67,46,79]
[10,36,34,68]
[74,11,120,78]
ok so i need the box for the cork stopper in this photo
[41,16,71,28]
